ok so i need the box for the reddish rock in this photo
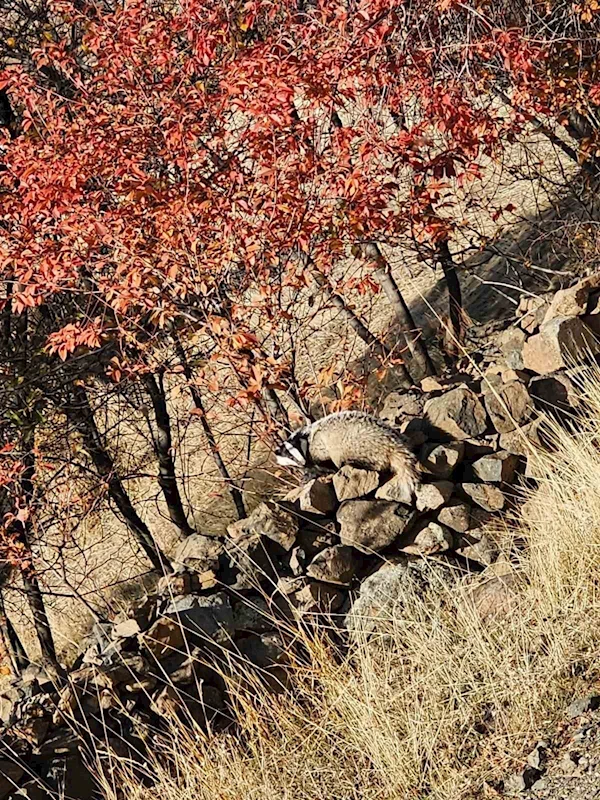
[521,316,600,374]
[461,483,505,512]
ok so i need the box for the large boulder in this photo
[345,558,457,636]
[306,545,358,586]
[542,274,600,323]
[172,534,223,573]
[227,501,298,552]
[521,316,600,374]
[483,380,532,434]
[419,441,465,478]
[424,387,488,440]
[333,465,380,501]
[163,592,234,647]
[462,568,521,622]
[337,499,416,554]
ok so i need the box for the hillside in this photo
[2,1,600,798]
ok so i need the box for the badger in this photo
[275,411,419,496]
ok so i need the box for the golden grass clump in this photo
[102,368,600,800]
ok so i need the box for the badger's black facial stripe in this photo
[291,435,308,456]
[284,440,306,464]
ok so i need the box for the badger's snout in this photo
[275,437,308,468]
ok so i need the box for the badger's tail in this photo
[390,449,421,498]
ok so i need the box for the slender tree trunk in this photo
[18,434,59,668]
[314,271,391,356]
[22,569,58,668]
[0,590,28,674]
[362,243,435,378]
[70,384,169,572]
[263,387,290,429]
[436,240,464,358]
[312,270,412,385]
[13,310,59,669]
[142,372,194,538]
[173,336,247,520]
[494,88,600,180]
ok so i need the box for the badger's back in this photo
[308,411,415,477]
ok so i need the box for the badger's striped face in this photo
[275,431,309,468]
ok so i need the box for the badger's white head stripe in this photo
[275,434,308,467]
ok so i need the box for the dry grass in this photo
[92,367,600,800]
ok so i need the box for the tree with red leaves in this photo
[1,0,599,670]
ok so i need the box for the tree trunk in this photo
[70,384,169,572]
[142,372,194,538]
[22,568,58,668]
[436,240,464,358]
[0,591,28,674]
[11,310,59,668]
[363,243,435,378]
[19,433,59,669]
[312,270,412,385]
[263,387,290,429]
[494,88,600,180]
[173,336,247,520]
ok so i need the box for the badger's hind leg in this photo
[388,449,420,500]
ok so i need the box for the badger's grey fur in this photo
[275,411,419,497]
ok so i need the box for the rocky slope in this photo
[3,272,600,800]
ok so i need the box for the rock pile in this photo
[0,389,534,798]
[3,272,600,799]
